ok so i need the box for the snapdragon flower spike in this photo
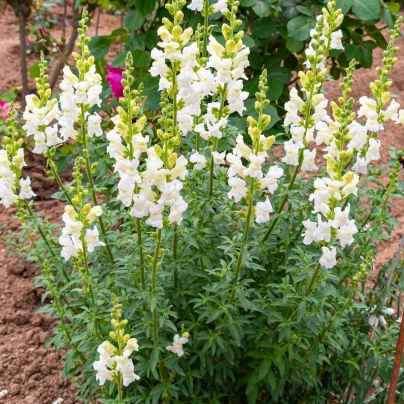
[225,70,282,224]
[282,2,343,170]
[304,60,360,269]
[58,9,103,144]
[0,104,35,208]
[23,52,62,155]
[350,17,403,176]
[109,53,189,228]
[93,297,140,390]
[58,159,104,261]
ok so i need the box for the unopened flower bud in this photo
[182,332,190,339]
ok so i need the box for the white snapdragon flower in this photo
[190,152,208,170]
[366,138,381,161]
[228,177,247,202]
[243,154,265,179]
[301,149,318,171]
[146,203,165,229]
[313,215,332,242]
[332,205,350,228]
[59,234,82,261]
[88,114,103,138]
[330,30,343,50]
[314,121,333,145]
[282,140,300,166]
[319,246,337,269]
[85,226,105,252]
[384,99,400,121]
[290,126,305,148]
[336,219,358,247]
[19,177,36,199]
[255,197,273,223]
[212,151,226,165]
[302,219,318,245]
[259,165,284,193]
[352,156,368,175]
[169,196,188,225]
[166,334,188,357]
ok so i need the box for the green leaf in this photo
[351,0,379,20]
[89,36,113,60]
[0,88,19,102]
[335,0,352,14]
[295,5,313,16]
[29,62,41,79]
[243,34,258,49]
[252,1,270,18]
[134,0,156,16]
[286,38,304,53]
[124,9,145,31]
[266,80,284,101]
[345,43,363,62]
[240,0,257,7]
[387,1,400,13]
[132,49,151,68]
[267,66,292,85]
[287,15,316,41]
[258,359,272,382]
[111,52,126,67]
[145,29,159,50]
[251,18,277,38]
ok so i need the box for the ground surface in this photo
[0,3,403,404]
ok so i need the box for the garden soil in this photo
[0,2,403,403]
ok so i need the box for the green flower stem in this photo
[208,83,227,197]
[262,151,303,242]
[22,200,58,260]
[228,179,255,305]
[80,106,114,264]
[44,266,86,362]
[173,224,178,289]
[151,228,164,380]
[202,0,209,59]
[136,218,145,290]
[47,157,74,205]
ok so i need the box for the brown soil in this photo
[0,3,403,404]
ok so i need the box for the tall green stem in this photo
[173,225,178,288]
[151,228,164,380]
[228,180,255,305]
[80,106,114,263]
[136,218,145,290]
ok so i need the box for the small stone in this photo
[24,363,37,377]
[40,365,50,376]
[9,383,20,396]
[39,331,49,344]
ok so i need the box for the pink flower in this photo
[0,101,12,120]
[105,66,124,99]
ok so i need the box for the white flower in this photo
[188,0,203,11]
[319,246,337,269]
[85,226,105,253]
[212,151,226,165]
[59,234,81,261]
[259,165,284,193]
[33,132,48,154]
[243,154,265,179]
[19,177,36,199]
[190,152,207,170]
[282,140,300,166]
[45,124,62,147]
[336,219,358,247]
[366,138,381,161]
[384,99,400,121]
[255,197,273,223]
[313,215,331,242]
[302,219,318,245]
[352,156,368,175]
[131,191,153,218]
[302,149,318,172]
[290,126,305,147]
[330,30,343,50]
[168,196,188,225]
[332,205,350,228]
[228,177,247,202]
[166,334,188,357]
[88,113,103,138]
[159,180,183,206]
[146,203,164,229]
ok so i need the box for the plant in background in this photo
[2,1,404,403]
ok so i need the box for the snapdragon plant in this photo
[2,0,404,402]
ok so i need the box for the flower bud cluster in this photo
[1,105,35,208]
[224,71,283,223]
[93,296,140,387]
[283,2,343,170]
[59,158,104,261]
[23,52,62,155]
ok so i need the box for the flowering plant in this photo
[2,1,404,403]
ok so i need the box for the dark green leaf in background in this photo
[124,9,145,31]
[351,0,379,20]
[134,0,156,16]
[287,15,316,41]
[252,1,271,18]
[251,18,277,38]
[335,0,352,14]
[89,36,114,59]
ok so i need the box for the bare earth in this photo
[0,3,403,403]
